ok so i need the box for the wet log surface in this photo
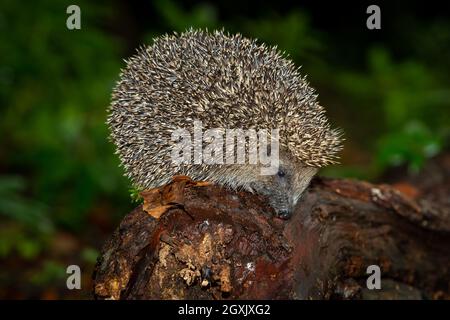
[93,155,450,300]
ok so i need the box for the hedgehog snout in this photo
[268,192,293,220]
[277,209,291,220]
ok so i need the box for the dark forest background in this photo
[0,0,448,299]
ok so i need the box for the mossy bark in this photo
[93,156,450,300]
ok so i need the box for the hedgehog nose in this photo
[277,209,291,220]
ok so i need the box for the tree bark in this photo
[93,156,450,300]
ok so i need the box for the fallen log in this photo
[93,158,450,300]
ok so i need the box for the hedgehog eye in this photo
[277,169,286,177]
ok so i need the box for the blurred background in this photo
[0,0,448,299]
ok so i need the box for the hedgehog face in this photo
[249,153,318,219]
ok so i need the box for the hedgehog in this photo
[107,29,343,219]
